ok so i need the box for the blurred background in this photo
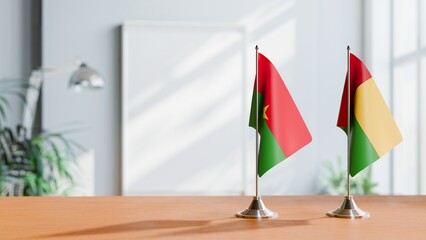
[0,0,424,196]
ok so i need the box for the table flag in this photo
[249,53,311,177]
[337,53,402,177]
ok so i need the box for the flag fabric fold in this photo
[249,53,312,177]
[337,53,402,177]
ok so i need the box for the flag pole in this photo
[236,45,277,219]
[255,45,259,198]
[346,45,351,198]
[326,46,369,219]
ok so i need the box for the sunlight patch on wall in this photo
[256,19,295,71]
[393,61,418,194]
[241,0,294,32]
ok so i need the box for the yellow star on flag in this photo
[263,105,270,120]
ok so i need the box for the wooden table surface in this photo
[1,196,426,239]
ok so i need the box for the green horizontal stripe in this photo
[258,120,287,177]
[350,118,380,176]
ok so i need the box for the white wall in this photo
[0,0,32,127]
[42,0,363,195]
[365,0,426,195]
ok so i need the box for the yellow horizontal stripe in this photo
[354,78,402,157]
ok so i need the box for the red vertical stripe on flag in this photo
[337,53,373,128]
[258,53,312,157]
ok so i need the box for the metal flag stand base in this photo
[327,46,370,220]
[236,46,277,220]
[327,195,370,219]
[236,196,278,219]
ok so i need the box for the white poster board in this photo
[121,21,248,195]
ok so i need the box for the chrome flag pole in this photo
[327,46,369,219]
[236,45,277,219]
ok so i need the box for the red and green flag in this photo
[249,53,312,177]
[337,53,402,177]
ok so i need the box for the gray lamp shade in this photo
[69,63,104,90]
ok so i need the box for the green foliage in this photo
[319,156,378,195]
[0,125,82,196]
[0,78,82,196]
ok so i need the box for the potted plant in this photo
[318,156,378,195]
[0,79,81,196]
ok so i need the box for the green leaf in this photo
[0,104,7,122]
[24,173,37,195]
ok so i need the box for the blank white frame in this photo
[121,21,249,195]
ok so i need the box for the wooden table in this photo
[1,196,425,239]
